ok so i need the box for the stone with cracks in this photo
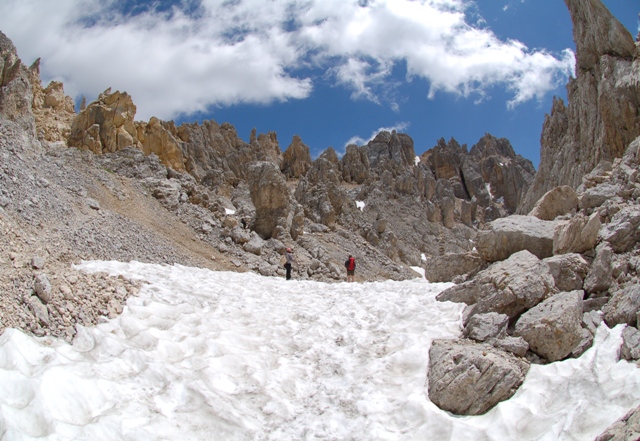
[602,284,640,328]
[552,212,600,255]
[463,312,509,342]
[428,339,530,416]
[437,250,556,320]
[514,290,584,362]
[543,253,590,292]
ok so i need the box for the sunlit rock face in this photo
[518,0,640,213]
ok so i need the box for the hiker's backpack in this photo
[346,257,356,271]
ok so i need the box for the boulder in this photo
[584,242,614,294]
[602,284,640,327]
[437,250,556,320]
[543,253,590,292]
[463,312,509,342]
[552,212,601,255]
[490,336,529,357]
[34,273,52,304]
[529,185,578,220]
[514,290,584,362]
[621,326,640,361]
[600,206,640,253]
[423,251,485,283]
[475,215,560,262]
[579,183,623,211]
[243,236,264,256]
[595,404,640,441]
[428,339,530,415]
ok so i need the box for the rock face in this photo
[0,31,35,134]
[248,161,299,240]
[428,339,530,416]
[518,0,640,213]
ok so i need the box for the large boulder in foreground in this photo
[428,339,530,415]
[437,250,556,320]
[514,290,584,362]
[475,215,560,262]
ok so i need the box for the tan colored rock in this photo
[68,88,139,154]
[137,117,185,171]
[528,185,578,220]
[282,135,311,178]
[552,212,600,255]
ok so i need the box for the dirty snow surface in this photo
[1,260,640,440]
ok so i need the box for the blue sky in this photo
[0,0,637,167]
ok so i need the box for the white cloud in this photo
[0,0,574,121]
[344,122,411,148]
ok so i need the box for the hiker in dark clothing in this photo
[284,247,295,280]
[345,254,356,282]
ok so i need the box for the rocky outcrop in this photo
[0,31,35,134]
[428,339,530,416]
[518,0,640,213]
[27,59,76,143]
[248,161,302,240]
[68,88,140,155]
[282,135,312,178]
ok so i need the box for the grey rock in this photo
[475,215,560,262]
[579,183,623,211]
[490,336,529,358]
[514,290,584,362]
[438,250,556,320]
[571,328,594,358]
[582,310,603,336]
[600,206,640,253]
[243,236,264,256]
[584,242,614,294]
[428,339,530,416]
[595,404,640,441]
[603,284,640,327]
[30,256,46,270]
[621,326,640,361]
[424,251,485,283]
[27,296,50,326]
[463,312,509,342]
[34,273,52,304]
[543,253,589,292]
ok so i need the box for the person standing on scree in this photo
[284,247,295,280]
[345,254,356,282]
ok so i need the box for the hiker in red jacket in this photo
[344,254,356,282]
